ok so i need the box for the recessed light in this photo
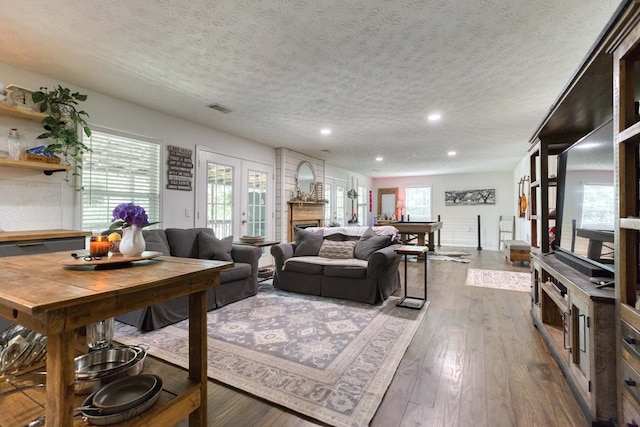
[447,151,456,156]
[375,156,383,162]
[320,128,332,135]
[428,113,441,122]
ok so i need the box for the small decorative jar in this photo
[89,235,110,257]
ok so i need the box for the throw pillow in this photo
[355,227,392,260]
[165,228,213,258]
[142,229,171,255]
[318,240,357,259]
[323,232,360,242]
[197,231,233,261]
[293,227,324,256]
[323,232,348,242]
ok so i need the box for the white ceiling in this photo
[0,0,623,177]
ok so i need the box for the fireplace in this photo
[288,201,325,242]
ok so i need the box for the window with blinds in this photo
[82,128,161,233]
[405,186,432,222]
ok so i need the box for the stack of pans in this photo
[74,345,147,394]
[79,374,163,425]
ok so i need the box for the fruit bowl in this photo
[107,232,122,254]
[109,241,120,254]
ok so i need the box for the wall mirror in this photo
[377,188,398,218]
[296,161,316,195]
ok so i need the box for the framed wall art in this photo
[445,188,495,206]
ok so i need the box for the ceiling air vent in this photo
[206,103,233,114]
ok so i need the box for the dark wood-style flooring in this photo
[168,248,587,426]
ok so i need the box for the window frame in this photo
[405,185,432,222]
[81,126,162,234]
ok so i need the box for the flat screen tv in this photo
[554,119,615,279]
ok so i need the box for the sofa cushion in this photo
[220,263,251,283]
[294,228,324,257]
[323,264,367,279]
[198,231,233,261]
[318,240,357,259]
[283,258,324,274]
[141,229,171,255]
[355,227,392,260]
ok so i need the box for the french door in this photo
[195,149,273,240]
[324,177,346,226]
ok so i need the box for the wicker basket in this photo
[23,152,61,164]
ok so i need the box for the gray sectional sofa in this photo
[115,228,261,331]
[270,226,402,304]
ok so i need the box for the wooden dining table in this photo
[0,251,232,426]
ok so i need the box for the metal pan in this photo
[81,375,162,425]
[74,346,139,380]
[91,374,157,411]
[74,345,147,394]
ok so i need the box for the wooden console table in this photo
[0,251,231,426]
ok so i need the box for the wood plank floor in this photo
[168,247,587,426]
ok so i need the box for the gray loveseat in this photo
[270,226,402,304]
[115,228,261,331]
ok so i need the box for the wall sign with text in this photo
[167,145,193,191]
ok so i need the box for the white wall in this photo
[0,62,276,231]
[325,164,372,225]
[373,171,515,250]
[512,154,532,242]
[275,148,325,242]
[0,62,531,247]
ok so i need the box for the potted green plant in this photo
[31,85,92,188]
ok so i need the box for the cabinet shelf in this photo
[0,103,69,175]
[621,217,640,231]
[0,103,46,122]
[529,139,555,253]
[532,253,616,422]
[541,281,568,312]
[618,121,640,144]
[0,158,71,174]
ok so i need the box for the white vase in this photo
[119,225,145,256]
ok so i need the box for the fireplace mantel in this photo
[287,201,325,242]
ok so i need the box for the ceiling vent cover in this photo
[206,103,233,114]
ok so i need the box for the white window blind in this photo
[82,129,161,233]
[406,186,432,222]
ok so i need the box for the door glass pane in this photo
[247,170,267,237]
[336,185,345,226]
[325,183,332,223]
[207,163,233,237]
[357,185,367,226]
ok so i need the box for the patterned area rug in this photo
[406,250,471,263]
[430,250,471,263]
[465,268,531,292]
[114,284,429,426]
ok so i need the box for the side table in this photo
[395,245,428,309]
[233,240,280,281]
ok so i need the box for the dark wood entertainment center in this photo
[529,1,640,424]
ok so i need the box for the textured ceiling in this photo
[0,0,623,177]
